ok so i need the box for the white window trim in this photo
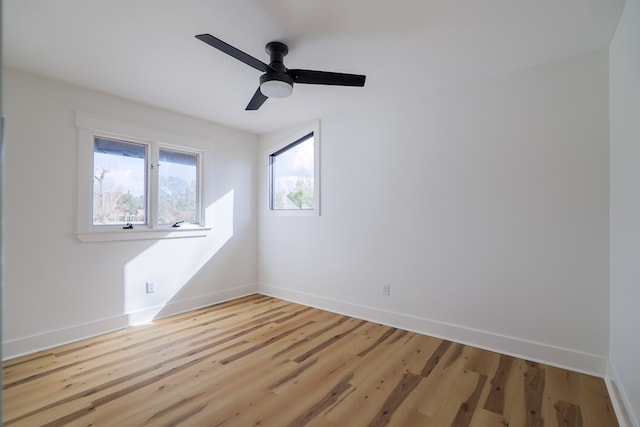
[265,120,321,217]
[75,111,210,242]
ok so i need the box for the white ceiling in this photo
[3,0,625,134]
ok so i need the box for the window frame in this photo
[265,121,320,216]
[76,111,209,242]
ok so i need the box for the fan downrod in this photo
[265,42,288,71]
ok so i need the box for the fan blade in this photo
[245,88,268,110]
[195,34,270,73]
[289,69,366,86]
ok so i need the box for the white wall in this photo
[2,69,258,358]
[258,50,610,374]
[610,0,640,423]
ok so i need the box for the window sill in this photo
[76,226,211,243]
[266,209,320,217]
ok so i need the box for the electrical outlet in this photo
[382,284,391,296]
[145,282,155,294]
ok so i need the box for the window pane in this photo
[158,148,199,225]
[93,137,146,225]
[270,133,314,210]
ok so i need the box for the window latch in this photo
[172,220,184,228]
[122,223,134,229]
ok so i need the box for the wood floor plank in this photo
[413,363,484,423]
[2,295,619,427]
[524,362,546,427]
[450,373,487,427]
[383,405,434,427]
[555,400,583,427]
[468,408,510,427]
[483,353,516,415]
[500,358,532,427]
[462,346,501,377]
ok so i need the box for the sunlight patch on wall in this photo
[124,190,235,324]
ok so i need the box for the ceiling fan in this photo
[195,34,367,111]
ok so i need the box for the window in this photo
[157,148,199,226]
[76,112,207,241]
[266,121,320,215]
[93,137,147,226]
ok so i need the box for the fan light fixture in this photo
[260,79,293,98]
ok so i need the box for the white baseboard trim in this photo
[606,360,639,427]
[4,282,610,379]
[257,283,607,377]
[125,283,258,325]
[2,314,130,361]
[2,283,258,361]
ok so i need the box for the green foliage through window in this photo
[270,133,315,210]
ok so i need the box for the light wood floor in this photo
[3,294,618,426]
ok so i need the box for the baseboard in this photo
[2,283,258,361]
[257,283,607,377]
[125,283,258,325]
[607,360,639,427]
[3,282,610,378]
[2,314,131,361]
